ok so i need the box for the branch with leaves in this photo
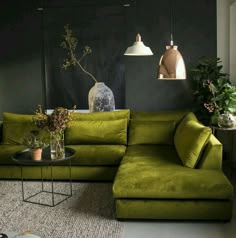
[60,24,97,83]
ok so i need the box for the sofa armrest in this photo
[197,134,222,170]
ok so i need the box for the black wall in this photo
[0,0,216,119]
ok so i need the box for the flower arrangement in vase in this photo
[60,24,115,112]
[33,105,75,159]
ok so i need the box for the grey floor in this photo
[122,167,236,238]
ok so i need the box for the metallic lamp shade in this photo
[158,45,186,79]
[124,34,153,56]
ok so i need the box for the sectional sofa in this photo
[0,110,233,220]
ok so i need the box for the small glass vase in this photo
[218,112,236,128]
[50,131,65,160]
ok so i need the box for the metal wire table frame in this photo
[12,147,75,207]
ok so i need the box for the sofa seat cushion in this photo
[66,145,126,166]
[0,145,26,165]
[113,145,233,200]
[122,145,182,167]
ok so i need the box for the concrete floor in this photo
[123,168,236,238]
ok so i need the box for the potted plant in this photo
[23,130,48,160]
[190,56,236,126]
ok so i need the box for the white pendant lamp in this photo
[157,0,186,80]
[124,33,153,56]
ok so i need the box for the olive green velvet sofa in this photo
[0,110,233,220]
[0,110,130,180]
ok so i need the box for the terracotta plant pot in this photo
[31,148,42,160]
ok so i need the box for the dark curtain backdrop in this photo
[44,4,126,109]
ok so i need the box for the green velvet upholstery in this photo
[121,145,181,167]
[0,121,3,143]
[0,145,26,164]
[130,110,188,122]
[65,145,126,165]
[73,109,130,121]
[115,199,232,220]
[128,120,175,145]
[179,111,198,122]
[0,110,233,221]
[65,119,127,145]
[174,119,212,168]
[113,145,233,200]
[2,122,49,145]
[197,135,223,170]
[3,112,33,122]
[0,165,117,180]
[2,112,49,145]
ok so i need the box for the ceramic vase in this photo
[88,82,115,112]
[218,112,236,128]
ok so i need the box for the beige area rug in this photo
[0,181,123,238]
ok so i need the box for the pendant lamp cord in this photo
[170,0,174,46]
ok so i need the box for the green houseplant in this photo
[23,130,48,160]
[190,56,236,125]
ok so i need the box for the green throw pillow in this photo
[3,112,33,122]
[128,120,176,145]
[174,119,212,168]
[178,112,198,123]
[73,110,130,121]
[2,112,49,145]
[2,122,49,145]
[65,119,128,145]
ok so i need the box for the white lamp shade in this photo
[158,45,186,79]
[124,34,153,56]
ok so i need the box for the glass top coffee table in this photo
[12,147,75,207]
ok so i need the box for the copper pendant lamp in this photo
[158,0,186,80]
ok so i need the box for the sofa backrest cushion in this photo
[130,110,188,123]
[128,120,176,145]
[73,109,130,121]
[2,112,49,145]
[3,112,33,122]
[174,116,212,168]
[65,119,128,145]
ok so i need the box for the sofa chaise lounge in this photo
[0,110,233,220]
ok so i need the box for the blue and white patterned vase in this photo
[88,82,115,112]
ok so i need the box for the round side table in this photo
[211,126,236,179]
[11,147,75,207]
